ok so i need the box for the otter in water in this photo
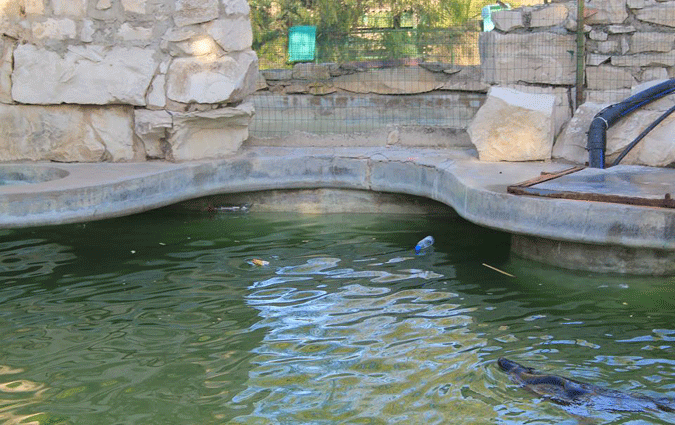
[498,357,675,413]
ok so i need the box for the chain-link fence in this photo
[250,0,675,140]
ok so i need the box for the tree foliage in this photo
[250,0,488,67]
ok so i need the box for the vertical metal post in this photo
[575,0,585,108]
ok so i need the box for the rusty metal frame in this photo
[507,166,675,209]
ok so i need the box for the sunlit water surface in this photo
[0,209,674,424]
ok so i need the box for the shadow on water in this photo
[0,208,672,424]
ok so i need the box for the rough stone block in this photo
[32,18,77,40]
[0,104,135,162]
[553,101,675,167]
[468,87,556,162]
[25,0,45,15]
[493,10,523,31]
[168,102,254,160]
[333,67,447,94]
[121,0,147,13]
[12,44,159,106]
[530,3,569,28]
[611,51,675,67]
[552,102,604,164]
[174,0,219,27]
[636,3,675,27]
[52,0,87,17]
[480,32,576,85]
[630,32,675,53]
[134,109,173,159]
[206,17,253,52]
[586,65,636,89]
[586,0,629,23]
[166,50,258,104]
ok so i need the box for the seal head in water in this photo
[498,357,675,413]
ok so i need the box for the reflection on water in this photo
[0,210,672,424]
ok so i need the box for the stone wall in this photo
[479,0,675,166]
[0,0,258,162]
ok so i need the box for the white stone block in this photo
[480,32,576,85]
[134,109,173,158]
[25,0,45,15]
[468,87,556,162]
[174,0,219,27]
[0,104,135,162]
[52,0,87,17]
[147,74,167,109]
[166,50,258,104]
[636,2,675,27]
[586,0,629,24]
[118,23,153,41]
[168,102,254,160]
[586,65,637,90]
[206,17,253,52]
[530,4,569,27]
[81,19,95,42]
[630,32,675,53]
[493,10,523,31]
[121,0,147,14]
[32,18,77,40]
[12,44,159,106]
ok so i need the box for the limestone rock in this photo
[333,67,447,94]
[206,18,253,52]
[25,0,45,15]
[52,0,87,17]
[174,0,219,27]
[611,51,675,67]
[32,18,77,40]
[552,102,604,164]
[630,32,675,53]
[12,44,159,105]
[0,104,135,162]
[468,87,556,162]
[480,32,576,85]
[439,66,489,92]
[166,50,258,104]
[493,10,523,31]
[168,102,254,160]
[134,109,173,159]
[586,65,636,89]
[636,2,675,27]
[0,36,12,104]
[121,0,147,13]
[586,0,629,24]
[97,0,113,10]
[530,4,569,28]
[553,102,675,166]
[147,74,167,109]
[118,23,153,42]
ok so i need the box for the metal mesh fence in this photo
[250,1,675,140]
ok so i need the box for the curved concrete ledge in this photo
[0,147,673,273]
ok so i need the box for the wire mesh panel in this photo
[250,0,633,140]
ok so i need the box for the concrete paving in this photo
[0,146,673,274]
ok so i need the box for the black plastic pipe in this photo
[587,78,675,168]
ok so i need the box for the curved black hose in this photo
[611,104,675,166]
[587,79,675,168]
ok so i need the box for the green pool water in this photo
[0,207,674,424]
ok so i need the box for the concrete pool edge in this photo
[0,146,673,274]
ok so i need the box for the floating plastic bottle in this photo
[415,236,435,254]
